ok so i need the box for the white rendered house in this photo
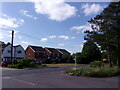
[2,44,25,62]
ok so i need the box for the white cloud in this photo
[71,23,93,33]
[49,35,57,39]
[21,41,32,44]
[81,3,105,16]
[58,35,70,40]
[0,14,24,29]
[20,10,37,20]
[40,38,48,42]
[71,37,76,39]
[48,35,75,40]
[18,36,22,39]
[80,45,83,47]
[32,0,76,21]
[0,33,3,39]
[58,43,64,46]
[83,40,86,43]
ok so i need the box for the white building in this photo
[2,44,25,62]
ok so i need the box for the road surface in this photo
[1,65,119,88]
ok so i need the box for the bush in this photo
[17,58,33,67]
[65,67,120,77]
[7,64,23,69]
[17,64,23,69]
[90,61,104,68]
[7,64,18,68]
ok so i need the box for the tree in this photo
[84,2,120,67]
[80,41,101,64]
[74,52,82,64]
[62,54,71,63]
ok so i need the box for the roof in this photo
[45,47,61,54]
[57,49,70,55]
[29,45,45,52]
[14,45,21,47]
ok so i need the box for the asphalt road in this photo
[1,65,119,88]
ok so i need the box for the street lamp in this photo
[73,55,77,70]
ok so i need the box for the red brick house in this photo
[44,47,62,63]
[44,47,71,63]
[25,45,46,63]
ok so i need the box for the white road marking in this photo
[3,77,11,79]
[3,76,35,86]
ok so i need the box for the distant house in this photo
[25,45,46,63]
[57,49,71,56]
[44,47,62,63]
[1,44,25,62]
[0,41,7,60]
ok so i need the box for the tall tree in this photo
[84,2,120,67]
[80,41,101,64]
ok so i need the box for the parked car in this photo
[0,61,9,67]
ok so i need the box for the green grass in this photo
[65,66,120,77]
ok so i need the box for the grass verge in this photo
[65,66,120,77]
[7,64,48,69]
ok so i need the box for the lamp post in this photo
[74,55,77,70]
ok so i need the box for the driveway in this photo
[1,65,119,88]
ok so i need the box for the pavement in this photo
[1,65,119,88]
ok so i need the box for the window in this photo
[7,50,11,53]
[18,51,22,54]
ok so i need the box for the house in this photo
[25,45,46,63]
[0,41,7,60]
[1,44,25,62]
[57,49,71,56]
[44,47,62,63]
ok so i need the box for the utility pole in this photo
[11,30,14,63]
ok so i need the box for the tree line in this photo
[74,1,120,67]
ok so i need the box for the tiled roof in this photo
[29,45,45,52]
[45,47,61,54]
[57,49,70,55]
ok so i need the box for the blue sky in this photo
[0,0,110,53]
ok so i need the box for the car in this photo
[0,61,9,67]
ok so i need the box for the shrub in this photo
[65,67,120,77]
[7,64,18,68]
[17,64,23,69]
[29,62,36,67]
[17,58,33,67]
[90,61,104,68]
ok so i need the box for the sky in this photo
[0,0,110,54]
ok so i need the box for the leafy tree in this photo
[84,2,120,67]
[62,54,71,63]
[81,41,101,64]
[74,52,82,64]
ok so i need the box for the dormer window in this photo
[18,51,22,54]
